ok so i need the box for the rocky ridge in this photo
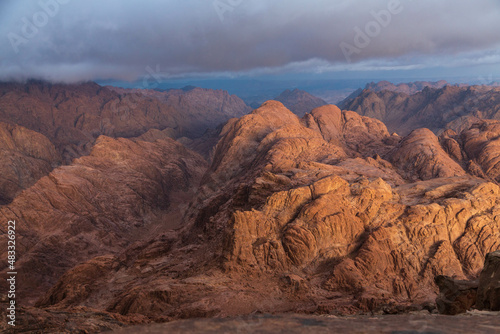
[0,81,250,162]
[340,84,500,135]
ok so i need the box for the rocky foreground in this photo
[2,101,500,332]
[436,250,500,315]
[111,313,500,334]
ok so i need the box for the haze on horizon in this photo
[1,0,500,85]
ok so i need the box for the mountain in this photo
[340,84,500,135]
[0,135,207,306]
[7,101,500,332]
[274,88,327,117]
[0,122,61,204]
[0,81,251,162]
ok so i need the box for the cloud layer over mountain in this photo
[1,0,500,82]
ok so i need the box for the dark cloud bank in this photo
[1,0,500,83]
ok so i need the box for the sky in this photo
[1,0,500,85]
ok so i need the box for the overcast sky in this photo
[1,0,500,83]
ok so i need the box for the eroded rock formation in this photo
[3,100,500,332]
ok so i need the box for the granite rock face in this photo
[388,128,466,180]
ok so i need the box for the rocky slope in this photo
[0,122,61,204]
[6,101,500,333]
[274,89,327,117]
[0,81,250,162]
[340,84,500,135]
[0,135,207,305]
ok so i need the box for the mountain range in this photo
[0,81,250,163]
[1,81,500,332]
[340,84,500,135]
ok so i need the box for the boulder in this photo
[476,251,500,311]
[435,275,478,315]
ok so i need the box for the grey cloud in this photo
[1,0,499,82]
